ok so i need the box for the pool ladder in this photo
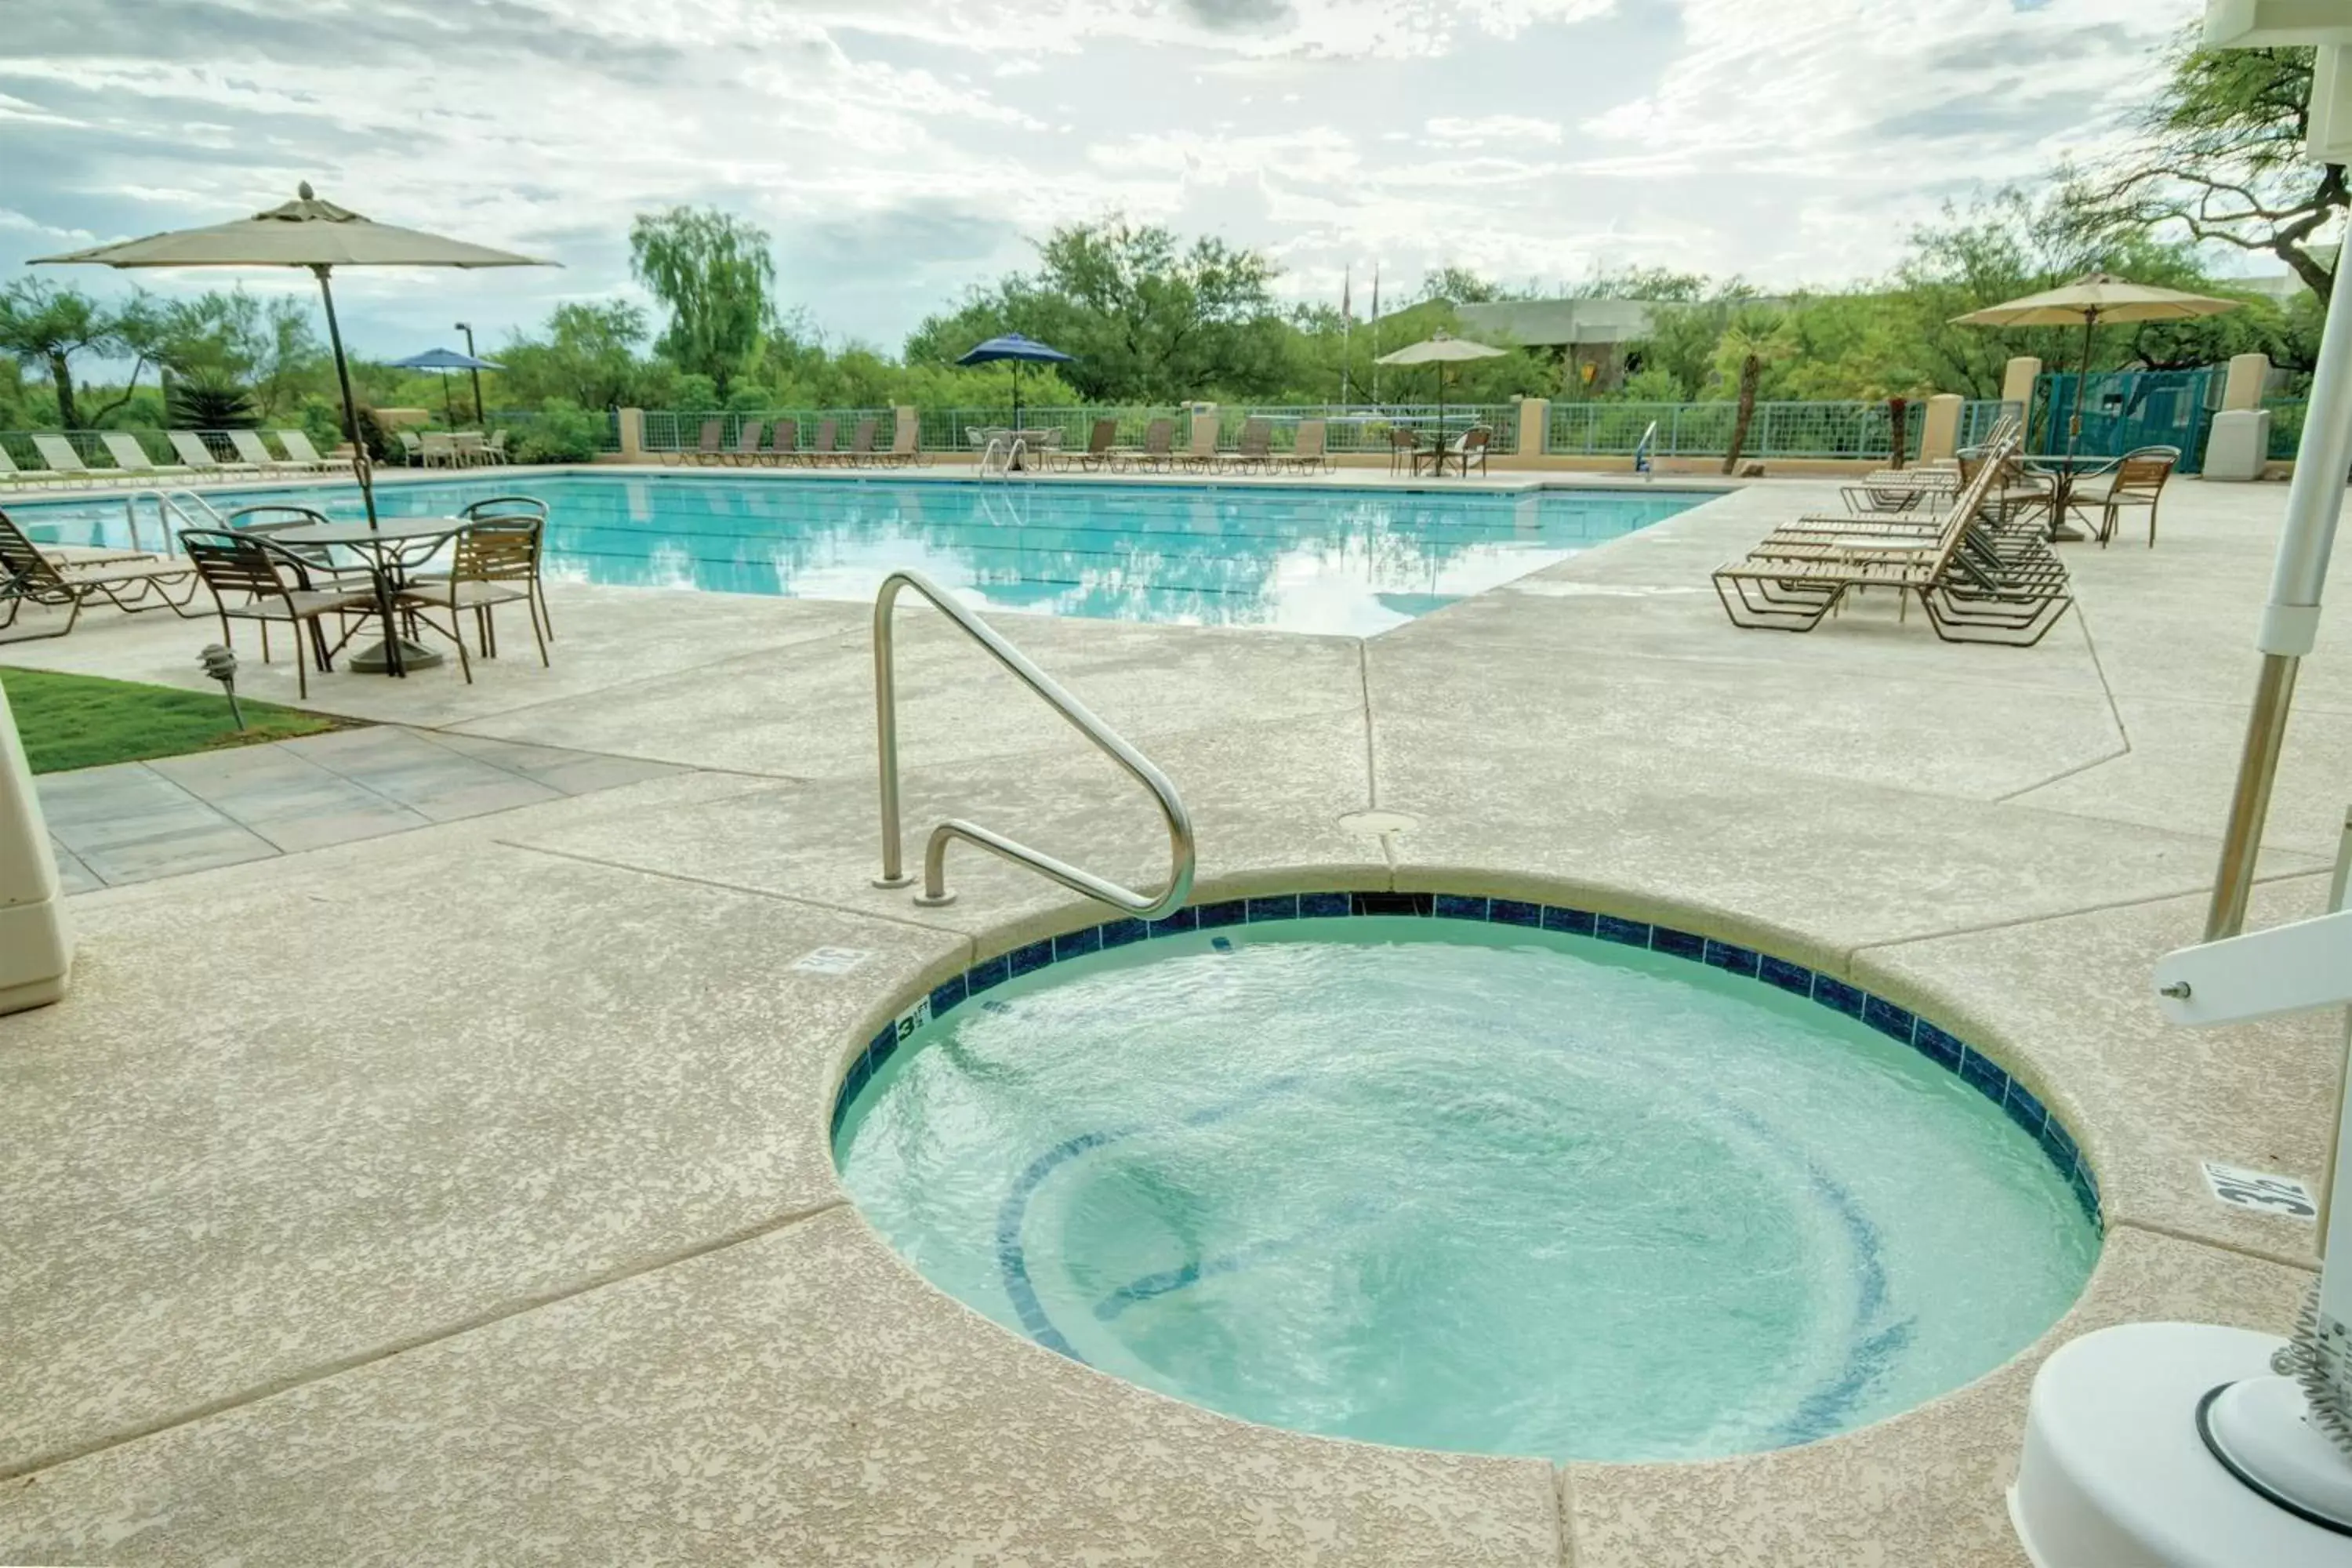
[978,434,1027,480]
[125,488,228,552]
[870,569,1196,917]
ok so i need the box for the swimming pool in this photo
[8,474,1707,635]
[834,898,2100,1463]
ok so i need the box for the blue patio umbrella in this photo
[387,345,505,425]
[954,333,1073,429]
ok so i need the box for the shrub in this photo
[507,397,608,464]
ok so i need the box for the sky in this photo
[0,0,2212,362]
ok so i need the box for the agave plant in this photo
[165,371,258,430]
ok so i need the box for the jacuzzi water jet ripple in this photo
[834,893,2100,1463]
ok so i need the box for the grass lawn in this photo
[1,666,354,775]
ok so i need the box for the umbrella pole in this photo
[440,372,455,428]
[2205,247,2352,939]
[310,264,379,531]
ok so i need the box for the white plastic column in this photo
[0,678,71,1013]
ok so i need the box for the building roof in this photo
[1454,297,1657,347]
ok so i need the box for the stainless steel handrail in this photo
[871,569,1195,916]
[126,488,227,553]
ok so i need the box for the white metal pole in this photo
[2204,234,2352,938]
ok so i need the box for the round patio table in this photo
[274,516,465,675]
[2019,453,2118,543]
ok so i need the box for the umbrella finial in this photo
[298,180,314,200]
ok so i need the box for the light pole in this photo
[454,320,484,427]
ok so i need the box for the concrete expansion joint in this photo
[1842,866,2337,961]
[0,1196,852,1486]
[2107,1213,2319,1278]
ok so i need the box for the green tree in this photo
[906,218,1288,401]
[628,207,775,394]
[2064,29,2341,302]
[0,279,132,428]
[499,300,651,408]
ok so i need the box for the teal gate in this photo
[2031,368,2221,474]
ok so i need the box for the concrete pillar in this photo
[0,679,71,1014]
[1919,394,1965,463]
[2222,353,2270,412]
[616,407,644,463]
[2000,356,2042,412]
[1516,397,1548,458]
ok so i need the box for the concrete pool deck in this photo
[0,473,2343,1564]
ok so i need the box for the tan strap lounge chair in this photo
[884,409,922,467]
[227,430,307,475]
[1120,418,1175,472]
[843,418,879,467]
[804,418,840,467]
[396,430,426,466]
[722,420,765,466]
[1181,416,1221,473]
[100,432,192,483]
[1713,430,2071,646]
[1221,418,1273,473]
[763,420,799,466]
[169,430,249,479]
[1078,418,1119,471]
[29,436,102,488]
[273,430,342,473]
[1287,419,1330,473]
[676,418,722,466]
[1,506,203,643]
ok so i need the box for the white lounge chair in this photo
[30,435,103,488]
[273,430,343,473]
[227,430,307,475]
[100,432,193,483]
[169,430,252,480]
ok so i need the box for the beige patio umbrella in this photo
[1376,332,1508,455]
[34,183,554,529]
[1951,273,2241,456]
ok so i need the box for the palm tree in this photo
[1714,310,1798,474]
[0,280,122,429]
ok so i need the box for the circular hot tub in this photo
[833,892,2100,1463]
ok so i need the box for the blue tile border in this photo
[830,891,2101,1228]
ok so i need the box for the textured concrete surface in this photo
[0,1209,1563,1568]
[2,471,2347,1563]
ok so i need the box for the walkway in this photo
[38,728,683,890]
[0,474,2343,1566]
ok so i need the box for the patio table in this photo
[274,515,466,676]
[2019,453,2120,543]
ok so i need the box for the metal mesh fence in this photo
[2263,398,2307,460]
[1547,400,1929,461]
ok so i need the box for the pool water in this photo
[9,474,1704,635]
[835,917,2099,1462]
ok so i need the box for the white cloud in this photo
[0,0,2209,352]
[1425,114,1566,147]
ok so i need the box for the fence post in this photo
[2001,357,2042,443]
[1919,394,1962,462]
[2223,353,2270,412]
[1516,398,1548,459]
[615,408,644,463]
